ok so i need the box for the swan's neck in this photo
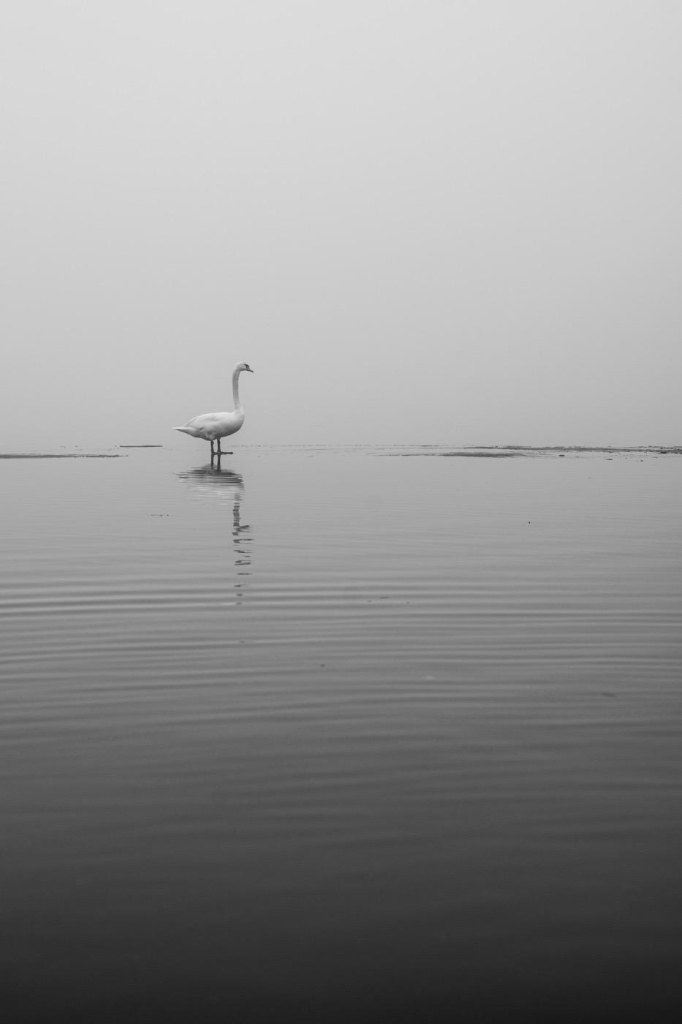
[232,369,242,411]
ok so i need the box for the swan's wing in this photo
[182,412,229,431]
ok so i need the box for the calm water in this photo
[2,445,681,1022]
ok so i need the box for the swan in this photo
[175,362,253,456]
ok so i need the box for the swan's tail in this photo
[175,426,200,437]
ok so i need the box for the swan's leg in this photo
[210,440,215,457]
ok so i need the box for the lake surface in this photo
[2,445,681,1022]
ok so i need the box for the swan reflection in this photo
[178,464,252,603]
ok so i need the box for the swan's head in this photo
[236,362,254,373]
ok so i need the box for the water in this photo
[2,446,681,1022]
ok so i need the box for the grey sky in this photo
[2,1,681,447]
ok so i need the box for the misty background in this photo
[2,0,680,449]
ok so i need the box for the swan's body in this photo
[176,362,253,456]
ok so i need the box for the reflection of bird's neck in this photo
[232,369,243,411]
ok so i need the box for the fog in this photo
[2,1,681,448]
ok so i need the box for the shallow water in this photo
[2,445,681,1022]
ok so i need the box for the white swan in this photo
[175,362,253,457]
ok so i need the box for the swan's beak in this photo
[246,367,254,372]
